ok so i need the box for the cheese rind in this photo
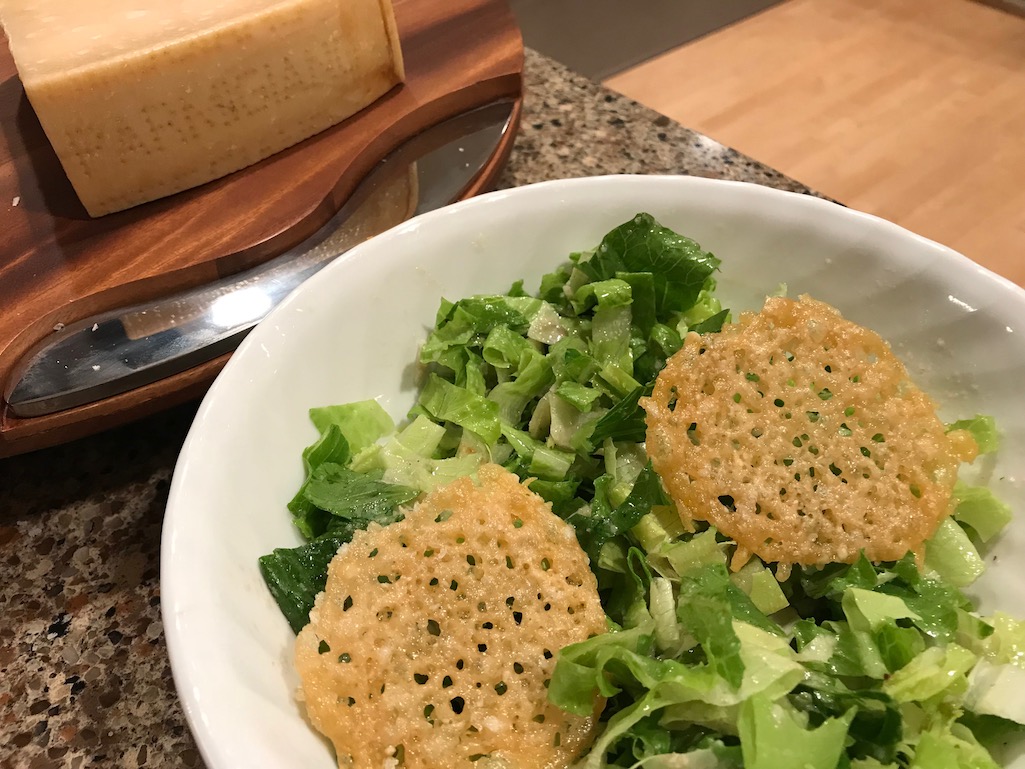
[0,0,404,216]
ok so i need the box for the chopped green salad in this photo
[259,213,1023,768]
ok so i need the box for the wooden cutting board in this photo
[0,0,524,457]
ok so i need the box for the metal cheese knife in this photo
[6,100,516,418]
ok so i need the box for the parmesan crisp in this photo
[643,295,976,577]
[295,464,606,769]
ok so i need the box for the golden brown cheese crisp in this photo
[643,295,976,577]
[295,464,606,769]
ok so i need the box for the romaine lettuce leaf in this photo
[738,694,854,769]
[662,622,806,733]
[664,529,728,579]
[954,482,1013,543]
[675,564,785,690]
[977,613,1025,668]
[288,400,395,536]
[302,463,417,522]
[580,213,720,316]
[812,621,889,680]
[729,560,789,615]
[882,644,976,704]
[909,724,1001,769]
[288,424,352,537]
[587,382,651,448]
[258,536,346,634]
[842,587,921,632]
[789,673,903,763]
[690,308,729,334]
[677,574,746,690]
[300,422,351,474]
[966,658,1025,724]
[419,373,501,444]
[575,462,669,561]
[555,381,602,412]
[307,399,394,453]
[925,517,985,588]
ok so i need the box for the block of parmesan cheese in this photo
[0,0,404,216]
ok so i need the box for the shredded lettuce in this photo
[926,517,985,588]
[954,482,1013,543]
[910,724,1001,769]
[730,560,789,615]
[307,400,394,452]
[575,463,670,562]
[738,694,854,769]
[419,373,502,444]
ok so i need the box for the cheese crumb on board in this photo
[295,464,606,769]
[0,0,404,216]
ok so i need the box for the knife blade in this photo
[6,100,516,418]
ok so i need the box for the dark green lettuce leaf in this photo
[579,213,720,316]
[588,383,652,448]
[616,271,657,335]
[303,463,417,523]
[288,424,351,538]
[258,536,347,634]
[797,553,879,601]
[676,563,783,689]
[575,463,668,560]
[788,672,902,763]
[263,465,418,632]
[677,573,745,689]
[691,308,730,334]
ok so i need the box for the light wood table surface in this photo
[608,0,1025,287]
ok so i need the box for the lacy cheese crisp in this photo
[295,464,606,769]
[643,295,976,577]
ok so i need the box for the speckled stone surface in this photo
[0,50,814,769]
[500,53,815,193]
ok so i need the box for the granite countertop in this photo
[0,50,813,769]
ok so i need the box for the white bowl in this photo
[162,175,1025,769]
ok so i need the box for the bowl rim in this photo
[160,173,1025,768]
